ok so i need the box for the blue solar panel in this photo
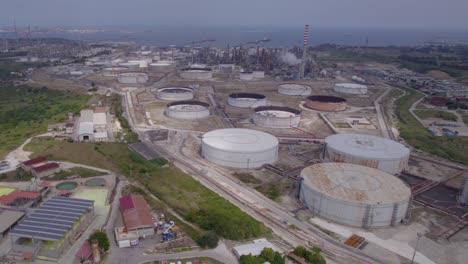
[10,196,94,241]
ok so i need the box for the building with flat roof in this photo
[232,238,276,258]
[31,162,60,178]
[10,196,95,258]
[0,210,25,238]
[21,157,48,172]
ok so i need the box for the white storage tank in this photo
[119,62,140,71]
[228,93,266,108]
[299,163,411,228]
[252,106,301,128]
[201,128,278,168]
[240,71,254,81]
[156,87,194,101]
[117,72,149,84]
[103,67,128,77]
[278,83,312,96]
[334,83,368,95]
[324,133,410,175]
[165,100,210,120]
[252,70,265,79]
[179,67,213,80]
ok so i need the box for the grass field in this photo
[0,187,15,196]
[463,115,468,125]
[394,88,468,165]
[0,85,89,158]
[25,138,271,241]
[413,110,458,122]
[52,167,106,180]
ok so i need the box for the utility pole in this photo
[410,233,422,264]
[299,24,309,79]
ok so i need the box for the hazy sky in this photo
[1,0,468,29]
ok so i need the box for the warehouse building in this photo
[21,157,48,172]
[0,191,41,207]
[299,163,411,228]
[77,109,109,142]
[232,238,276,258]
[115,194,155,248]
[10,196,95,258]
[0,210,25,239]
[31,162,60,178]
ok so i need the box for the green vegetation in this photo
[0,63,30,80]
[393,88,468,165]
[462,115,468,125]
[108,94,138,143]
[0,168,33,182]
[25,139,271,241]
[293,246,326,264]
[51,167,105,180]
[196,231,219,249]
[88,231,110,252]
[413,110,458,122]
[233,172,261,184]
[255,183,282,201]
[311,224,338,239]
[239,248,285,264]
[0,85,89,158]
[146,258,222,264]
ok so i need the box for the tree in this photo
[88,231,109,251]
[196,231,219,248]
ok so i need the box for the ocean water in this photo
[2,26,468,47]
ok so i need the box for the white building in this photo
[232,239,276,259]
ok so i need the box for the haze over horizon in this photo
[1,0,468,30]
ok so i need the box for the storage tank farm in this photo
[228,93,266,108]
[165,100,210,120]
[201,128,278,169]
[299,163,411,228]
[103,67,128,77]
[324,133,410,175]
[156,87,194,101]
[334,83,368,95]
[252,106,301,128]
[278,83,312,96]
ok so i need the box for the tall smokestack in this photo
[299,24,309,79]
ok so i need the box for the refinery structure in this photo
[1,23,467,264]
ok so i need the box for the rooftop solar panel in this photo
[11,196,94,242]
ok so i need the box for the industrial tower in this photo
[299,24,309,79]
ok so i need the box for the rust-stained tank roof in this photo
[301,163,410,205]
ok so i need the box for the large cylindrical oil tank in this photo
[305,95,347,112]
[156,87,194,101]
[179,67,213,80]
[324,133,410,175]
[117,72,149,84]
[201,128,278,168]
[299,163,411,228]
[165,100,210,120]
[252,106,301,128]
[228,93,266,108]
[278,83,312,96]
[334,83,368,95]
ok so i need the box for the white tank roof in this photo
[335,83,367,89]
[202,128,278,153]
[301,163,411,205]
[325,133,409,161]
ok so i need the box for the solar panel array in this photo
[10,196,94,241]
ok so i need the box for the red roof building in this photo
[0,191,41,206]
[22,157,48,167]
[119,195,154,231]
[31,163,60,178]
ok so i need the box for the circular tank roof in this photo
[335,83,367,89]
[325,133,410,161]
[254,106,301,115]
[202,128,278,153]
[167,100,209,108]
[307,95,346,103]
[229,93,266,99]
[158,87,193,93]
[301,163,411,205]
[181,67,212,72]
